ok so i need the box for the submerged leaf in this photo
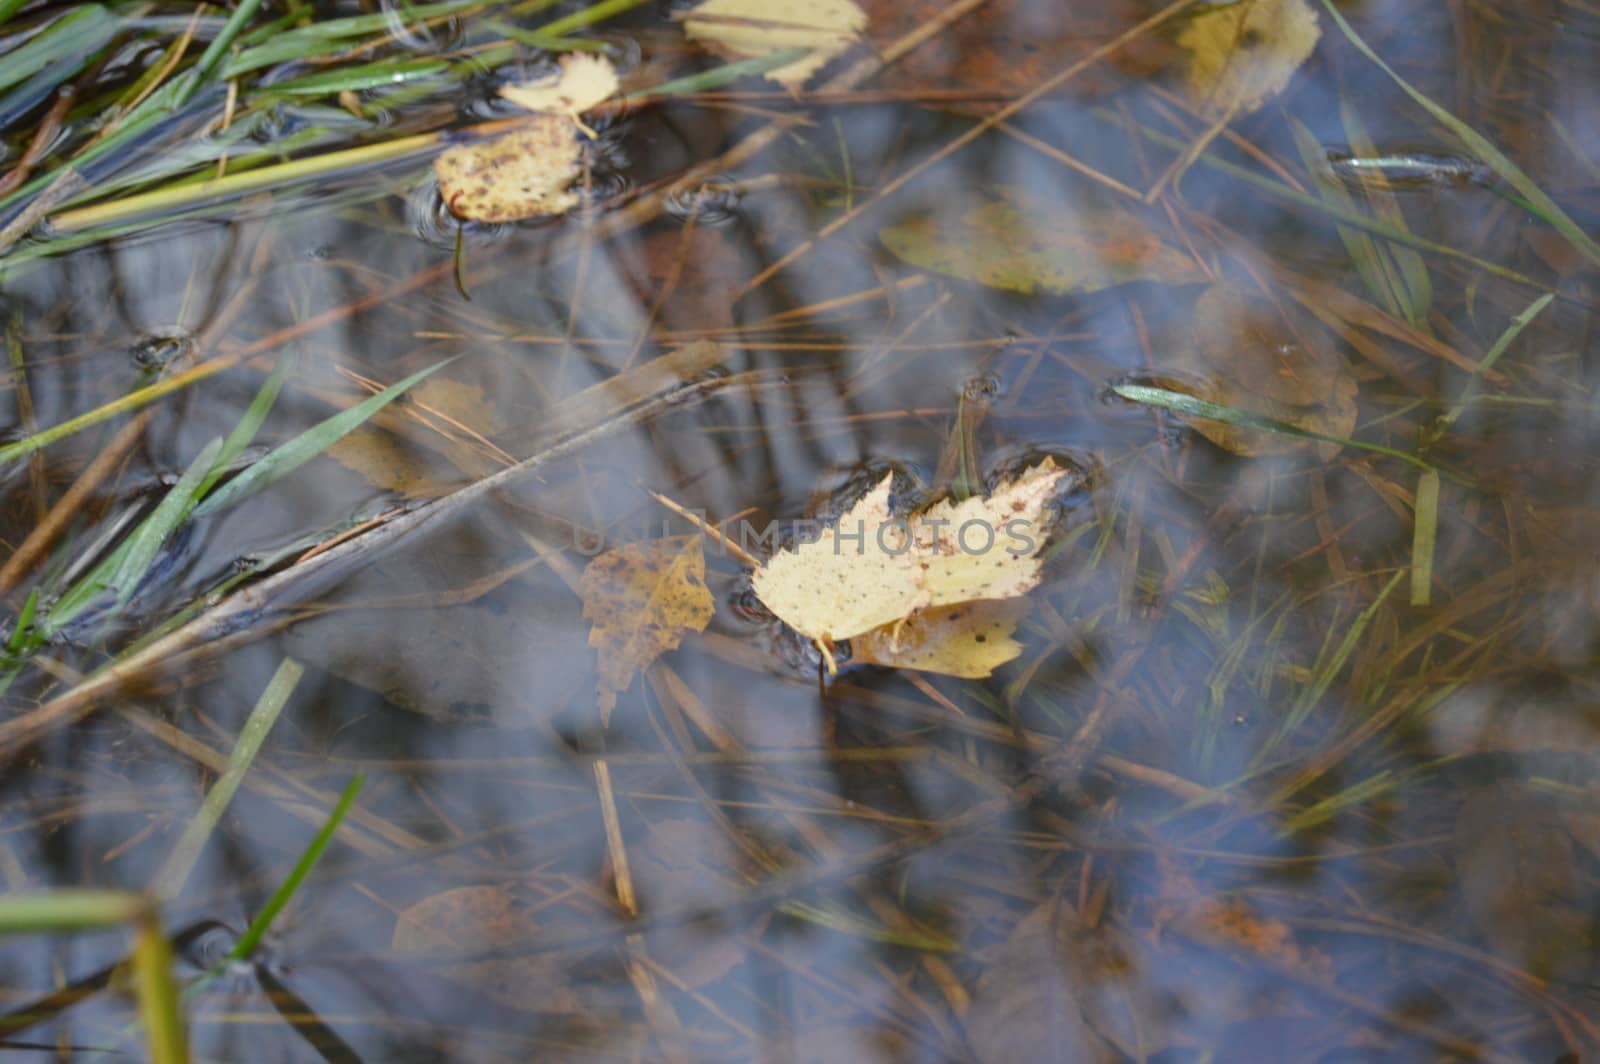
[1154,284,1357,457]
[684,0,866,89]
[751,460,1066,644]
[1178,0,1321,118]
[879,186,1205,295]
[391,885,580,1013]
[582,536,716,725]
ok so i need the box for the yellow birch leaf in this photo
[583,536,715,725]
[684,0,867,89]
[499,52,619,121]
[435,117,581,222]
[852,599,1028,678]
[751,459,1067,644]
[1178,0,1321,118]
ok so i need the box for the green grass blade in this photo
[177,0,266,105]
[1409,468,1439,606]
[192,359,452,519]
[107,437,223,607]
[0,6,119,95]
[228,773,364,962]
[1111,383,1432,470]
[0,0,28,29]
[0,889,144,932]
[628,47,814,100]
[225,0,482,78]
[201,357,294,498]
[262,58,451,97]
[535,0,652,37]
[1318,0,1600,269]
[4,588,37,656]
[152,658,303,901]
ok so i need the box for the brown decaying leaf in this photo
[391,885,580,1013]
[325,378,501,497]
[862,0,1181,112]
[1157,284,1357,457]
[751,460,1067,646]
[582,536,715,725]
[879,185,1206,296]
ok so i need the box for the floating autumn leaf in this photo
[583,536,715,724]
[684,0,866,89]
[852,599,1028,678]
[1178,0,1320,118]
[1151,284,1357,457]
[499,52,619,124]
[435,122,581,221]
[879,185,1206,296]
[751,461,1066,659]
[435,53,619,221]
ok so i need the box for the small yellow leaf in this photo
[751,460,1067,644]
[879,185,1206,295]
[499,52,619,121]
[684,0,867,89]
[435,117,581,222]
[1178,0,1321,118]
[852,599,1027,678]
[583,536,716,725]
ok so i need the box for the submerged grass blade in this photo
[192,359,452,518]
[628,47,814,99]
[1409,468,1439,606]
[0,354,240,468]
[1287,116,1402,323]
[1269,570,1406,761]
[1111,383,1432,470]
[1440,292,1554,428]
[152,658,303,901]
[229,774,364,962]
[202,357,293,497]
[1318,0,1600,269]
[1336,97,1432,325]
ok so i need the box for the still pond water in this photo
[0,0,1598,1060]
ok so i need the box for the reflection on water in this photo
[1,0,1599,1061]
